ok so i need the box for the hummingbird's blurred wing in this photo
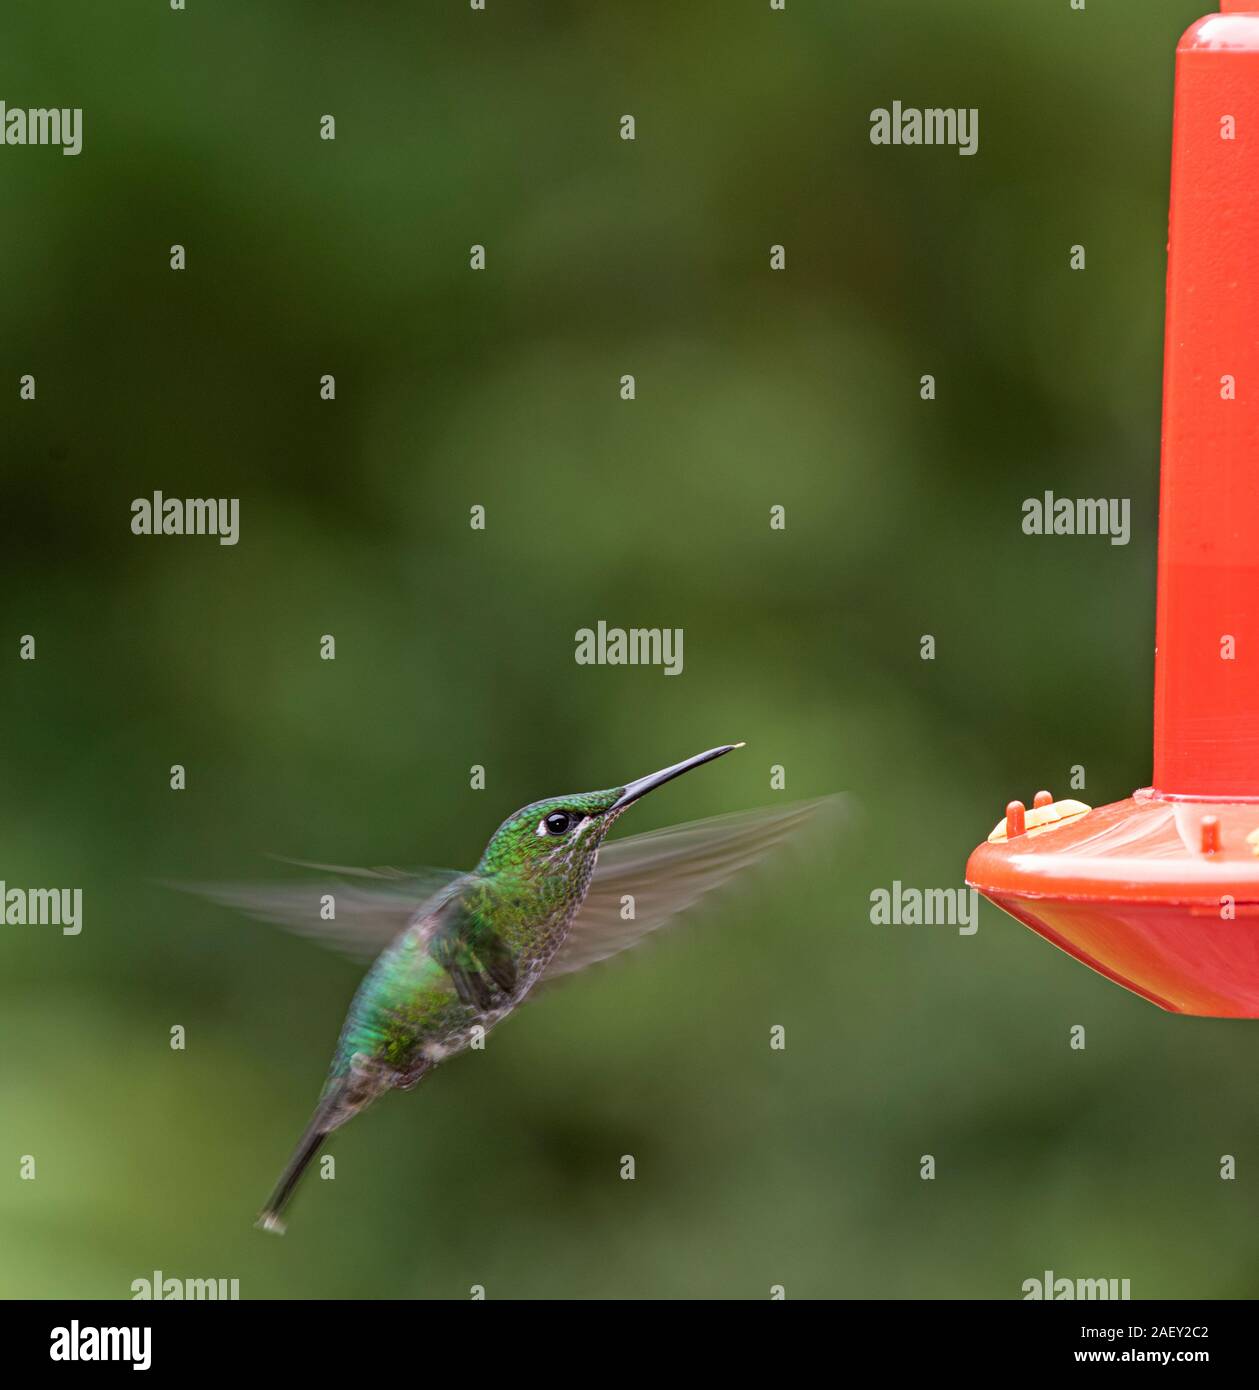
[177,864,466,962]
[542,795,846,980]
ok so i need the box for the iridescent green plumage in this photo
[330,787,625,1088]
[191,745,842,1233]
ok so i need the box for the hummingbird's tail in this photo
[256,1115,331,1236]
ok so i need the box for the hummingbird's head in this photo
[476,744,744,892]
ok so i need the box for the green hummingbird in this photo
[195,744,839,1233]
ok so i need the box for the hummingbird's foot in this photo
[394,1061,431,1092]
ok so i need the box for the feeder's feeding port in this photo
[966,4,1259,1018]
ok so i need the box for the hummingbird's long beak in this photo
[609,743,745,812]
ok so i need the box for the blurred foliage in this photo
[2,0,1254,1299]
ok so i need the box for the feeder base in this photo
[966,789,1259,1017]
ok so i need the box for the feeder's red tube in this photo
[1154,7,1259,798]
[966,6,1259,1017]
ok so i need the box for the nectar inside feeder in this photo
[966,3,1259,1018]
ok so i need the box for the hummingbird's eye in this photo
[543,811,572,836]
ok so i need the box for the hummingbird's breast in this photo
[337,854,598,1084]
[497,875,592,989]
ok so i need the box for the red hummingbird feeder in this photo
[966,2,1259,1017]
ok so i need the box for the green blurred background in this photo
[3,0,1255,1299]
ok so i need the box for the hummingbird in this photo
[194,744,840,1233]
